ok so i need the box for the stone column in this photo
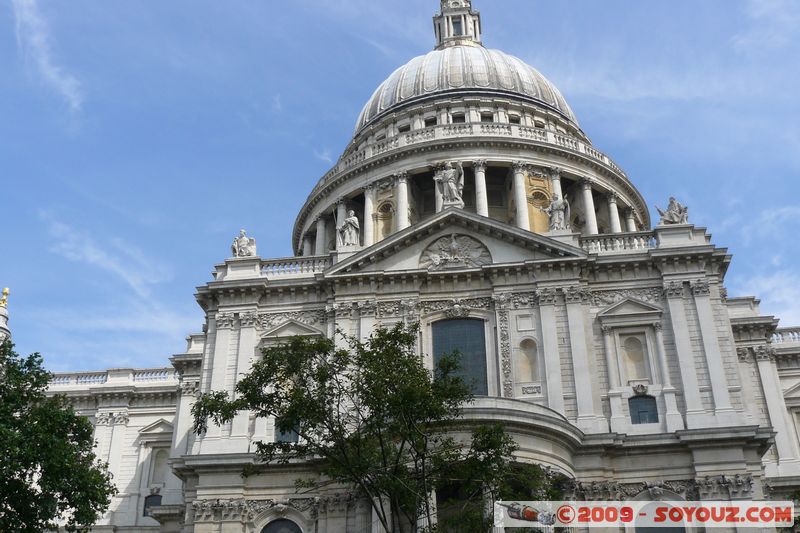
[654,323,685,431]
[564,287,604,433]
[364,186,375,247]
[691,280,738,424]
[173,378,199,456]
[537,289,564,413]
[231,312,259,448]
[663,282,707,428]
[625,208,637,232]
[203,312,235,443]
[754,346,800,467]
[550,167,563,198]
[107,412,129,482]
[315,216,328,256]
[602,327,626,432]
[581,179,599,235]
[434,175,444,213]
[473,160,489,217]
[302,235,313,256]
[512,162,531,230]
[336,199,348,250]
[607,192,622,234]
[395,172,410,231]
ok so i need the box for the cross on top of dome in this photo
[434,0,482,50]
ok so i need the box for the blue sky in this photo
[2,0,799,371]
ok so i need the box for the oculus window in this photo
[432,319,488,395]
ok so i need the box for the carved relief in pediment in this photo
[419,234,492,270]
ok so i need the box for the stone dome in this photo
[355,45,578,133]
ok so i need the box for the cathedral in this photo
[12,1,799,531]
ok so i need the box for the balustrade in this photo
[580,232,657,254]
[773,328,800,345]
[261,256,331,279]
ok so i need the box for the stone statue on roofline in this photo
[656,197,689,225]
[434,161,465,209]
[339,210,361,247]
[231,229,257,258]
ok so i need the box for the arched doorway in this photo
[635,502,685,532]
[261,518,302,533]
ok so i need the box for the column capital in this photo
[393,171,409,184]
[607,191,619,203]
[216,312,236,330]
[654,321,664,332]
[563,286,592,304]
[549,166,562,180]
[472,159,488,171]
[511,161,529,173]
[691,279,711,297]
[663,281,685,299]
[536,288,559,306]
[601,325,613,336]
[580,177,595,190]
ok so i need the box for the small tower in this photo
[0,288,9,342]
[433,0,482,50]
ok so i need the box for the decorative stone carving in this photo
[497,308,513,397]
[240,311,259,328]
[656,197,689,225]
[566,480,700,502]
[231,229,257,258]
[258,310,326,330]
[95,411,114,426]
[420,297,493,319]
[357,300,377,318]
[419,234,492,270]
[632,384,649,396]
[180,379,200,397]
[521,385,542,395]
[510,292,539,309]
[216,312,236,330]
[492,292,511,310]
[434,161,465,208]
[755,345,776,362]
[472,159,487,172]
[563,286,591,304]
[113,412,130,426]
[536,288,558,306]
[691,280,711,297]
[338,210,361,247]
[663,282,685,299]
[192,497,322,523]
[695,475,754,499]
[542,193,571,232]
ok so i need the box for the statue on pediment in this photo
[434,161,465,208]
[657,197,689,225]
[339,210,361,247]
[543,193,571,232]
[231,229,257,258]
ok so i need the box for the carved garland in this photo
[566,474,754,502]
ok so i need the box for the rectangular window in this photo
[452,18,463,36]
[398,124,411,133]
[432,319,488,395]
[451,113,466,124]
[275,418,299,443]
[424,117,438,128]
[480,112,494,123]
[509,114,521,125]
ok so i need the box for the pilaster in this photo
[230,311,259,448]
[363,186,376,247]
[537,289,564,414]
[315,216,328,256]
[654,323,684,431]
[602,326,627,433]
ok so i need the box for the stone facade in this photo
[41,1,800,531]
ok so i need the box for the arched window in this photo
[262,518,303,533]
[629,396,659,425]
[376,202,394,241]
[150,449,169,485]
[516,339,538,383]
[623,335,649,381]
[432,319,488,395]
[143,494,162,517]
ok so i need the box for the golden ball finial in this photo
[0,288,8,308]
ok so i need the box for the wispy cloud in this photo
[314,147,334,165]
[733,0,800,52]
[11,0,83,112]
[732,270,800,326]
[741,206,800,244]
[272,93,283,113]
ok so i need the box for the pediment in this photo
[139,419,174,444]
[326,209,587,277]
[598,297,662,326]
[261,319,324,339]
[783,380,800,399]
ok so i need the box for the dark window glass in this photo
[432,319,487,395]
[143,494,162,517]
[480,112,494,123]
[262,519,303,533]
[398,124,411,133]
[452,19,463,36]
[451,113,466,124]
[629,396,659,424]
[276,417,299,443]
[425,117,438,127]
[509,115,521,125]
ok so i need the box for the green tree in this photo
[193,323,554,532]
[0,341,117,532]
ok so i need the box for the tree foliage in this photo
[193,323,562,532]
[0,341,117,532]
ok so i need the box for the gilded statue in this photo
[0,288,8,308]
